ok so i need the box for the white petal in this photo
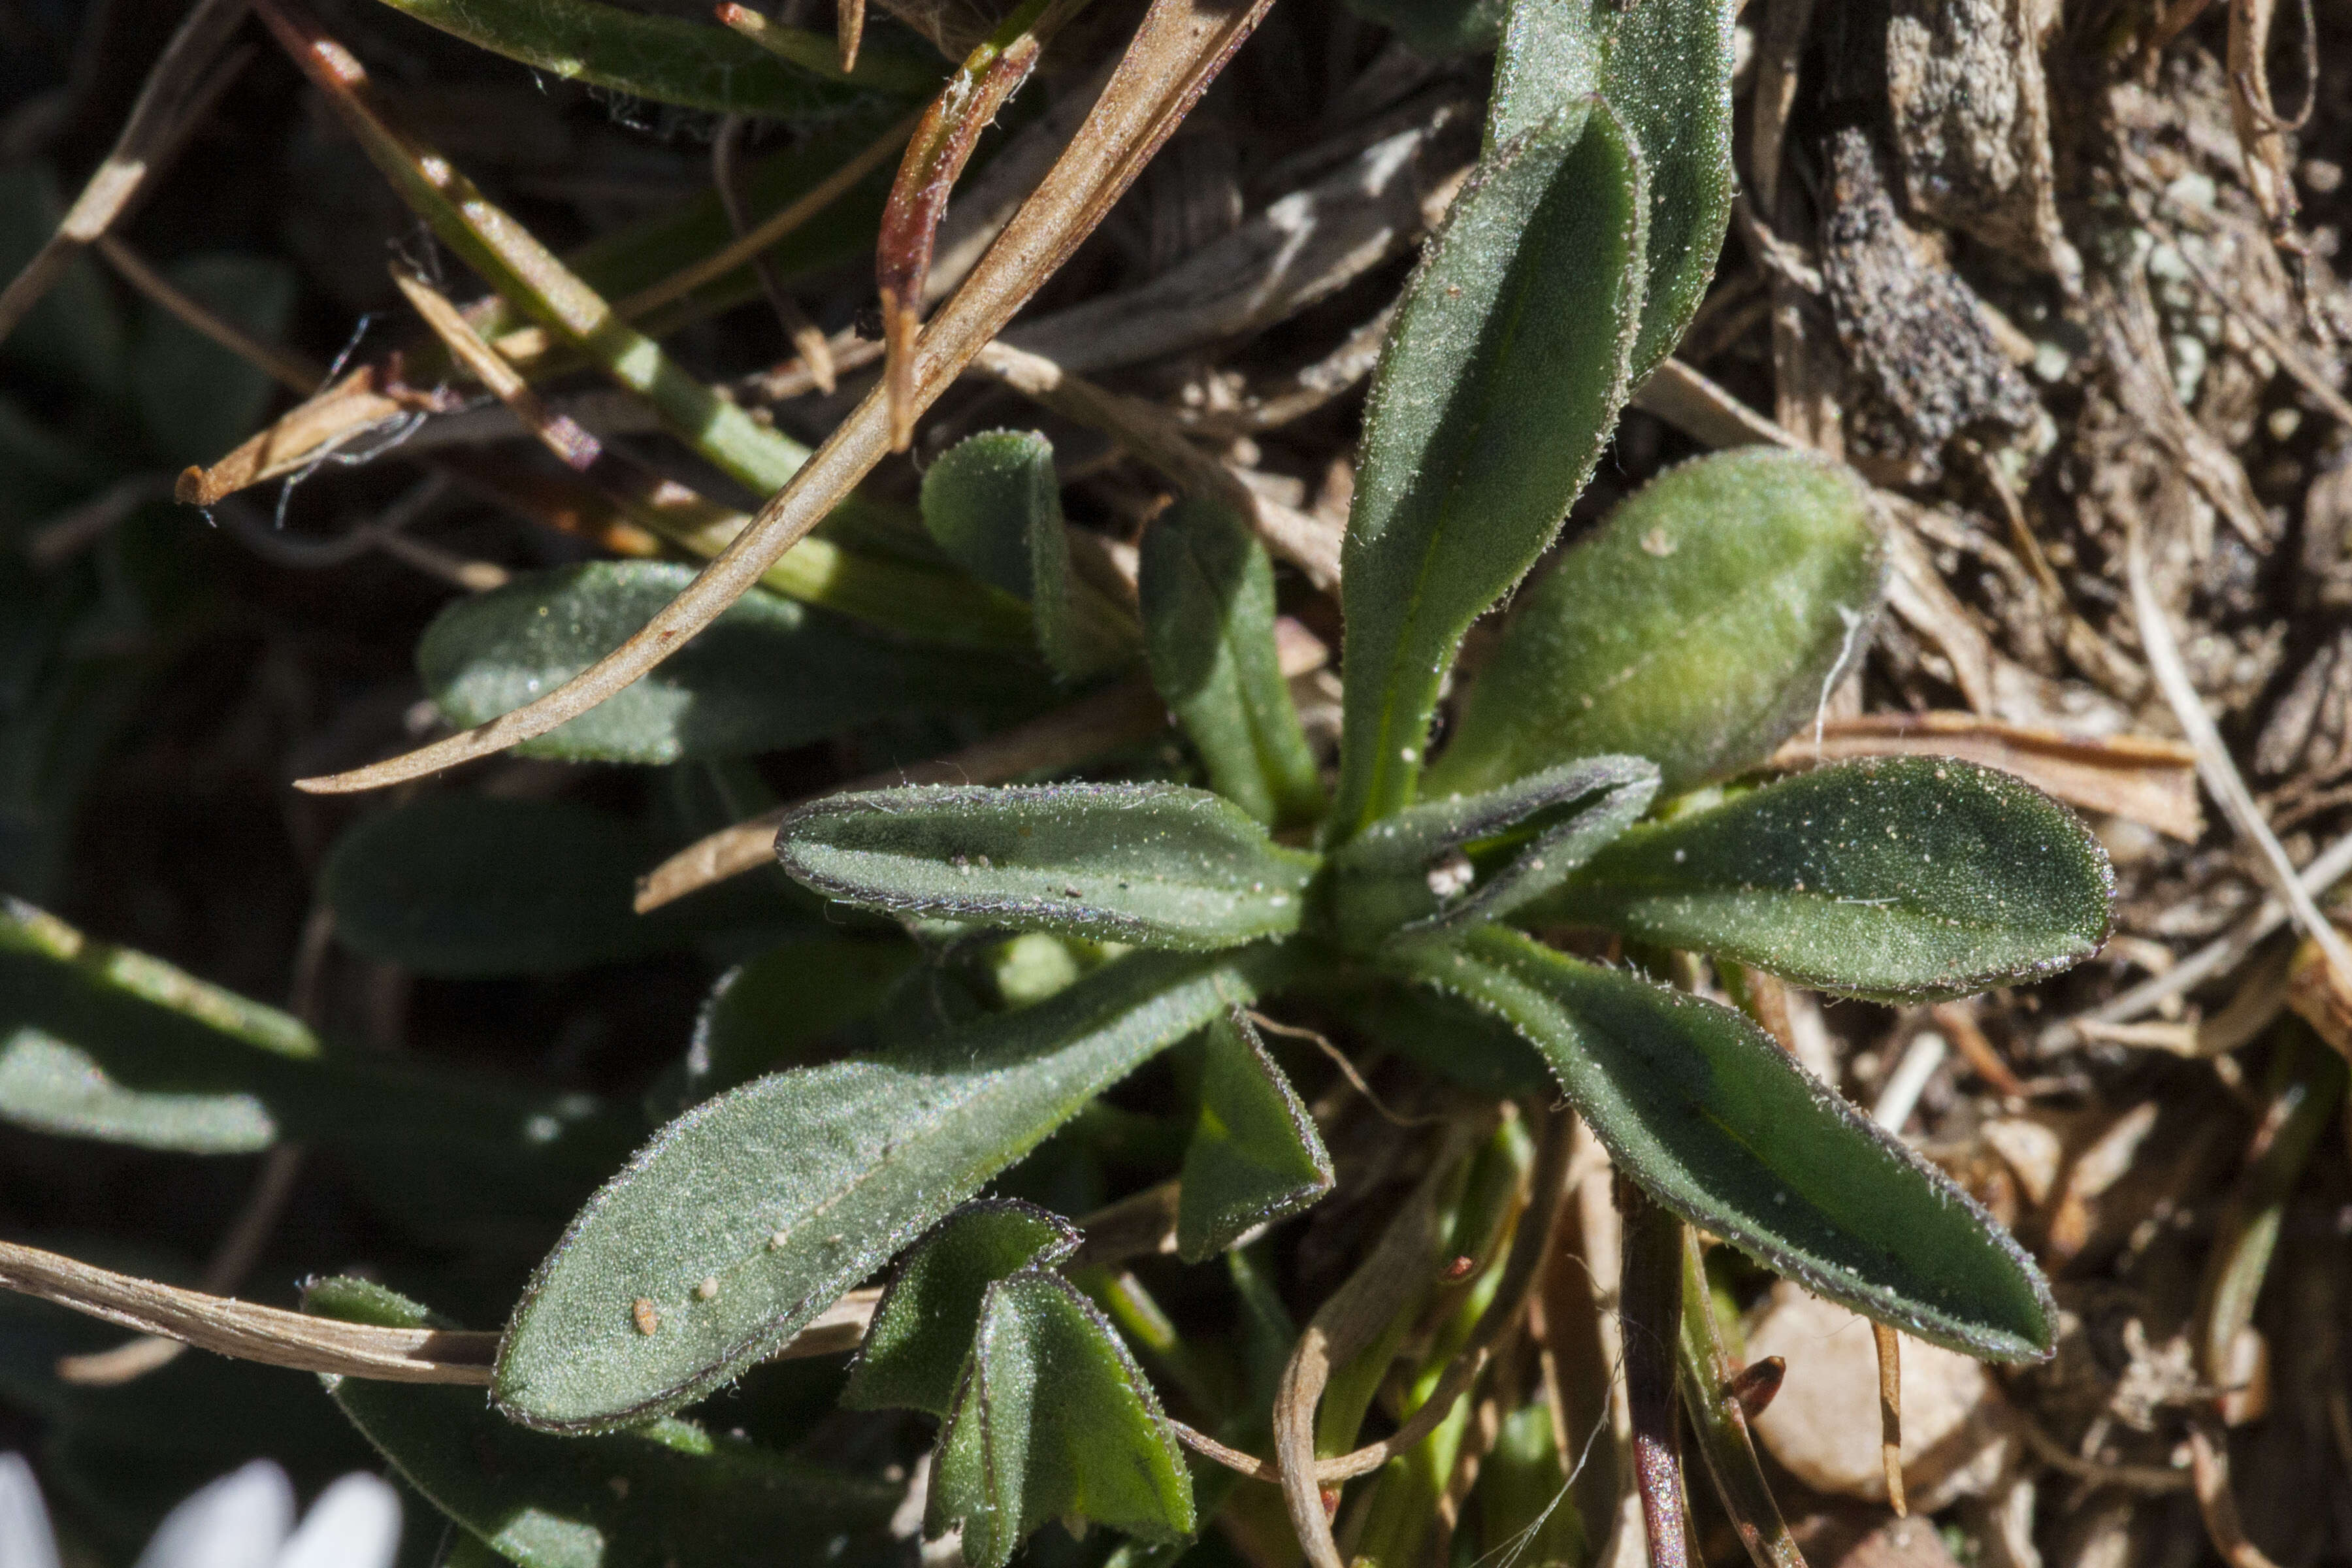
[134,1460,295,1568]
[0,1453,63,1568]
[272,1475,402,1568]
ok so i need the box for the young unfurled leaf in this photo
[1490,0,1737,384]
[919,431,1134,679]
[495,947,1292,1431]
[844,1199,1080,1414]
[420,563,1032,765]
[1175,1009,1333,1262]
[1322,758,1657,951]
[1429,448,1884,802]
[325,796,805,977]
[361,0,938,115]
[928,1269,1195,1568]
[1534,758,2115,1001]
[1332,101,1646,836]
[306,1278,901,1568]
[1387,927,2053,1362]
[776,783,1317,951]
[1139,496,1324,830]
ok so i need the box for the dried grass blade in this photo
[1870,1322,1906,1516]
[2125,515,2352,1000]
[0,0,252,346]
[295,0,1283,793]
[97,234,325,393]
[879,0,1093,449]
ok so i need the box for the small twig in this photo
[2125,515,2352,994]
[1867,1029,1946,1134]
[2189,1418,2284,1568]
[837,0,866,70]
[0,0,253,345]
[2019,1418,2191,1492]
[2169,238,2352,431]
[713,114,836,395]
[1870,1322,1907,1516]
[1247,1013,1444,1130]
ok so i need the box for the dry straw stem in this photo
[634,614,1328,911]
[0,0,253,345]
[293,0,1281,795]
[2125,514,2352,1001]
[1179,1106,1569,1490]
[0,1235,881,1384]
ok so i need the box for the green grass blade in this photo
[1536,757,2116,1001]
[365,0,939,112]
[1386,926,2055,1362]
[1331,99,1646,838]
[494,945,1294,1431]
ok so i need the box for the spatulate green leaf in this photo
[1386,926,2053,1361]
[306,1279,901,1568]
[1429,448,1885,801]
[1332,100,1646,836]
[420,562,1032,764]
[361,0,938,114]
[928,1269,1195,1568]
[1139,496,1323,830]
[1533,757,2115,1000]
[845,1199,1080,1414]
[1322,758,1657,950]
[920,430,1134,680]
[776,783,1317,951]
[495,945,1292,1431]
[1490,0,1737,382]
[1176,1009,1332,1262]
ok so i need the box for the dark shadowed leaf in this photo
[776,783,1316,951]
[928,1269,1195,1568]
[919,430,1134,679]
[1139,496,1323,830]
[1429,448,1884,801]
[1176,1009,1332,1262]
[844,1199,1079,1414]
[664,938,920,1111]
[1340,0,1507,56]
[495,946,1293,1431]
[1386,926,2053,1361]
[1490,0,1737,383]
[128,253,295,467]
[306,1278,902,1568]
[1535,757,2115,1000]
[361,0,938,114]
[1322,758,1656,950]
[324,796,806,977]
[1332,100,1646,835]
[419,562,1032,764]
[1337,982,1550,1097]
[0,902,625,1226]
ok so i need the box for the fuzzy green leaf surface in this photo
[1429,448,1885,801]
[928,1269,1195,1568]
[1176,1010,1333,1262]
[777,783,1317,951]
[1536,757,2115,1000]
[1332,101,1646,835]
[844,1199,1079,1415]
[362,0,938,114]
[1490,0,1736,382]
[306,1279,900,1568]
[1139,496,1323,830]
[1324,758,1656,949]
[1389,926,2053,1360]
[495,946,1290,1431]
[420,563,1030,764]
[920,430,1132,679]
